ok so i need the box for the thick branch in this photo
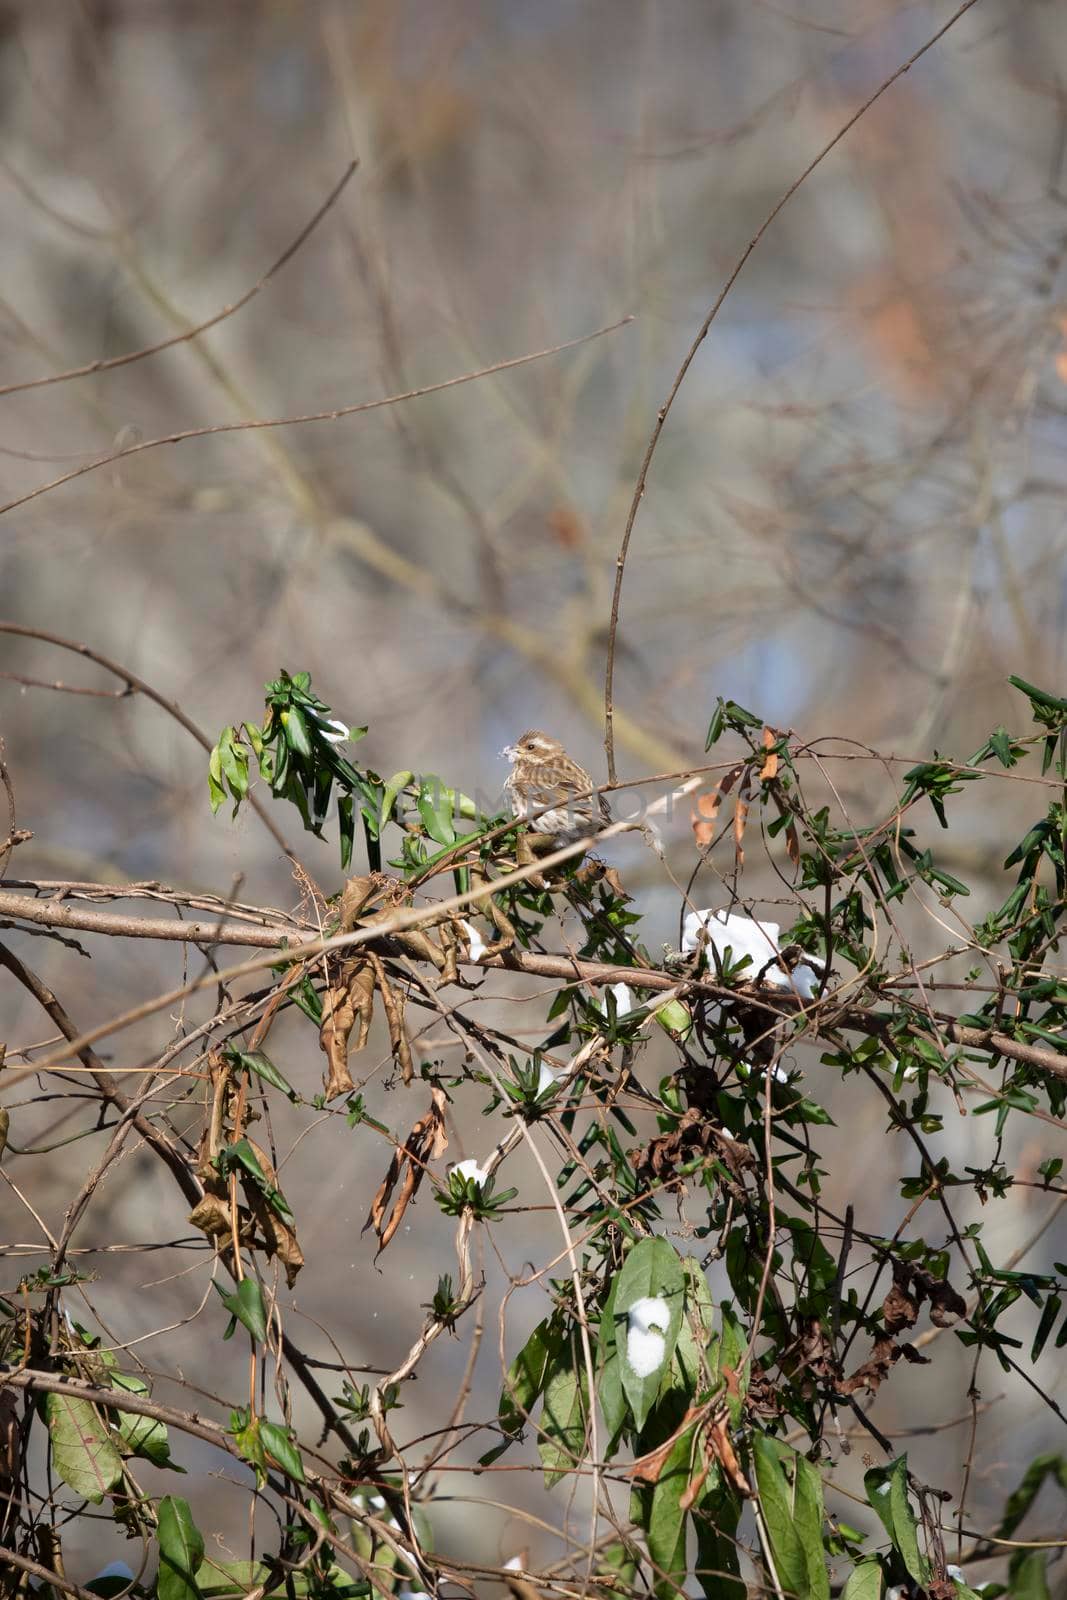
[0,890,290,947]
[2,1368,231,1453]
[3,891,1063,1083]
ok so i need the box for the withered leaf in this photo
[840,1336,899,1396]
[630,1403,703,1484]
[709,1409,752,1499]
[636,1109,753,1198]
[0,1388,21,1502]
[691,789,722,850]
[188,1149,304,1287]
[884,1261,966,1333]
[732,797,749,866]
[758,726,778,781]
[691,765,743,851]
[921,1271,967,1327]
[369,952,413,1085]
[883,1272,919,1335]
[187,1190,235,1242]
[364,1087,448,1254]
[319,960,376,1100]
[241,1138,304,1287]
[337,875,379,928]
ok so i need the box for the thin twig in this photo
[602,0,984,781]
[0,621,295,859]
[0,161,359,399]
[0,317,634,517]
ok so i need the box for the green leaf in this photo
[208,749,227,814]
[283,705,313,758]
[715,1304,748,1425]
[193,1560,272,1599]
[229,1409,267,1477]
[499,1316,563,1438]
[614,1238,687,1431]
[751,1435,807,1599]
[694,1486,744,1599]
[644,1422,693,1598]
[157,1494,205,1600]
[1009,1552,1052,1600]
[538,1356,588,1487]
[380,770,414,829]
[337,791,354,869]
[598,1347,626,1448]
[794,1454,830,1600]
[214,1277,268,1344]
[675,1259,717,1395]
[259,1419,306,1482]
[215,1138,295,1225]
[417,777,457,846]
[841,1558,883,1600]
[864,1456,929,1588]
[594,1544,639,1598]
[1009,675,1067,718]
[44,1390,124,1503]
[655,999,693,1041]
[224,1049,298,1102]
[110,1373,182,1470]
[994,1453,1067,1538]
[1031,1292,1062,1363]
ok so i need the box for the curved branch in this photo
[4,889,1064,1083]
[0,161,359,399]
[0,621,295,860]
[602,0,983,781]
[2,1367,231,1452]
[0,1545,111,1600]
[0,317,633,518]
[0,890,294,948]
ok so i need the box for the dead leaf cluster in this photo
[690,728,798,866]
[364,1086,449,1254]
[840,1261,964,1397]
[635,1108,753,1198]
[187,1054,304,1286]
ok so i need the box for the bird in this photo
[502,730,611,843]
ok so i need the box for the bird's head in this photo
[502,730,563,764]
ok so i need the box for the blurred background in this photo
[2,0,1067,1584]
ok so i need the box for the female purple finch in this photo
[503,730,611,843]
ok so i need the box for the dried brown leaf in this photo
[319,960,376,1100]
[840,1335,899,1396]
[732,797,749,866]
[785,820,800,866]
[631,1403,703,1484]
[370,953,413,1085]
[691,788,723,850]
[242,1138,304,1287]
[636,1109,753,1198]
[883,1271,919,1335]
[364,1087,448,1254]
[758,726,778,781]
[709,1410,752,1498]
[0,1387,21,1501]
[187,1190,235,1242]
[925,1275,966,1327]
[338,875,379,928]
